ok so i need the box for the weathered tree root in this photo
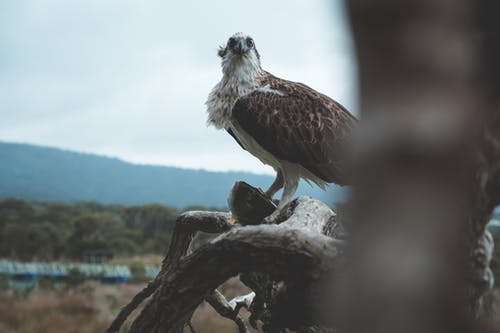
[206,289,249,333]
[127,224,341,332]
[106,181,343,333]
[106,210,234,333]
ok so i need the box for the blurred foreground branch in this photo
[344,0,500,332]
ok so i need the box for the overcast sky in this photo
[0,0,357,174]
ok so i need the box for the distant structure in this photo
[0,261,133,288]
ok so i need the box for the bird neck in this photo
[221,55,264,92]
[205,55,266,130]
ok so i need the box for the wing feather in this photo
[231,74,357,185]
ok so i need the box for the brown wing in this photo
[231,74,357,185]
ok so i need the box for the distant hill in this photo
[0,142,344,208]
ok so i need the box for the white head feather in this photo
[206,33,265,129]
[218,32,263,84]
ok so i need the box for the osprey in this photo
[206,32,356,209]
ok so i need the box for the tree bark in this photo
[107,187,343,333]
[343,1,500,332]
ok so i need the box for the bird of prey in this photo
[206,32,356,209]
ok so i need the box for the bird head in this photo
[218,32,262,76]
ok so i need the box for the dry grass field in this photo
[0,277,260,333]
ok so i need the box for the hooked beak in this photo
[233,39,248,55]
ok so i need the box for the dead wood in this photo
[107,182,343,333]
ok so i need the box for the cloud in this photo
[0,0,357,174]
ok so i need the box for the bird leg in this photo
[264,170,284,200]
[262,174,298,224]
[277,176,298,210]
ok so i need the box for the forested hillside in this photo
[0,142,342,207]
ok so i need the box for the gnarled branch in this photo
[107,181,343,333]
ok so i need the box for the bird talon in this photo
[262,210,281,225]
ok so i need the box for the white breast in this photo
[206,53,263,129]
[229,121,281,170]
[206,79,260,129]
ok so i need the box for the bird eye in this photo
[228,38,236,48]
[246,38,254,48]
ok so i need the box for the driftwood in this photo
[107,182,344,333]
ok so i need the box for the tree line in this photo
[0,198,219,262]
[0,197,498,287]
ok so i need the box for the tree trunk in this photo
[343,1,500,332]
